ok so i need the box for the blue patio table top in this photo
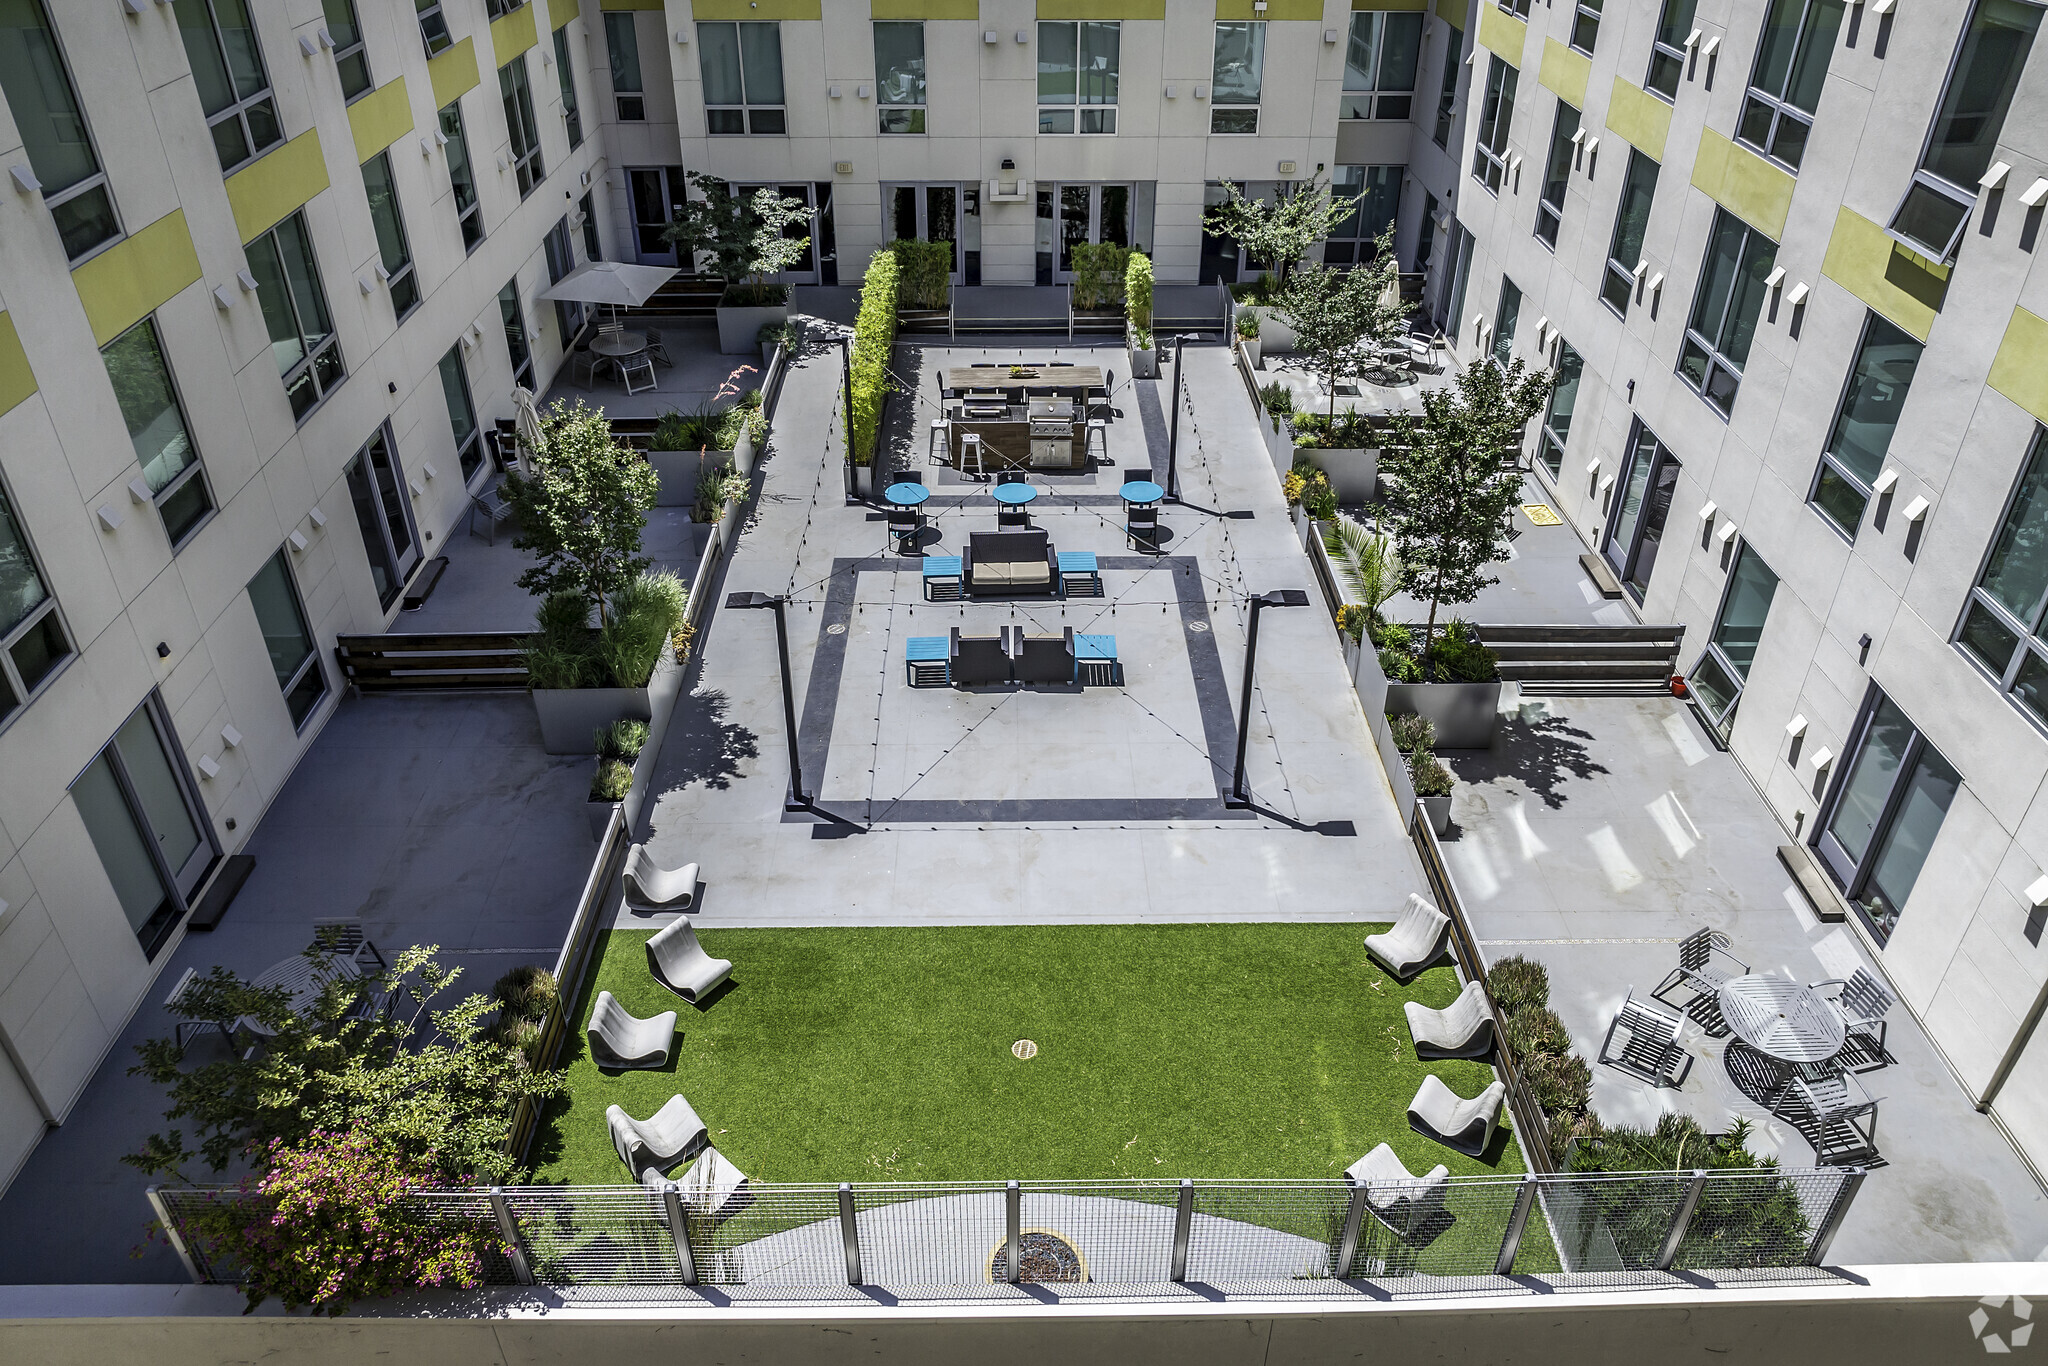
[884,482,931,505]
[905,636,950,661]
[1074,634,1118,660]
[991,483,1038,505]
[921,556,963,577]
[1119,480,1164,503]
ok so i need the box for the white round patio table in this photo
[1717,973,1845,1062]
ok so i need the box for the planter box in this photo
[1294,446,1377,503]
[1420,793,1452,835]
[716,293,790,356]
[1259,314,1297,354]
[532,649,683,755]
[1384,680,1502,750]
[649,448,715,508]
[1127,328,1159,378]
[1238,335,1261,369]
[586,798,622,842]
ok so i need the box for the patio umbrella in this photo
[509,385,543,475]
[536,261,678,328]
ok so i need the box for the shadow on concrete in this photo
[1444,712,1609,810]
[654,690,761,794]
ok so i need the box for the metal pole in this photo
[1165,334,1187,501]
[1653,1171,1709,1272]
[1005,1180,1022,1285]
[663,1182,698,1286]
[145,1186,204,1285]
[1225,599,1265,807]
[1333,1184,1369,1279]
[1495,1175,1538,1276]
[489,1186,536,1286]
[838,1182,863,1285]
[1807,1168,1866,1266]
[1169,1179,1195,1281]
[839,334,857,502]
[769,597,809,810]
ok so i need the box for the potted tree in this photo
[1207,174,1365,354]
[1377,357,1551,747]
[1276,246,1407,503]
[1068,242,1130,331]
[646,365,763,504]
[663,173,813,355]
[1126,251,1159,379]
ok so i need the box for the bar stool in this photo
[1084,419,1109,465]
[960,432,987,480]
[928,417,951,466]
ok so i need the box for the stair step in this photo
[1487,642,1680,661]
[1500,661,1678,680]
[1477,623,1683,643]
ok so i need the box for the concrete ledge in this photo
[1780,842,1850,923]
[1579,553,1623,598]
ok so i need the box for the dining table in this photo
[1718,972,1846,1108]
[1119,480,1165,505]
[990,482,1039,506]
[884,482,931,506]
[237,953,364,1037]
[591,330,654,391]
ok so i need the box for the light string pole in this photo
[837,329,858,504]
[1224,589,1311,809]
[725,592,812,811]
[1164,333,1198,503]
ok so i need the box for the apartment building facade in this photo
[1443,0,2048,1170]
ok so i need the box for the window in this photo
[1210,22,1265,133]
[1601,149,1659,313]
[545,215,584,341]
[1433,27,1462,147]
[1647,0,1698,100]
[344,426,419,612]
[1678,208,1777,416]
[580,189,602,261]
[1809,314,1922,537]
[0,479,71,728]
[1536,340,1583,477]
[438,345,483,483]
[1342,12,1423,120]
[249,548,325,728]
[1604,421,1681,600]
[246,211,344,420]
[1887,0,2042,261]
[699,21,787,133]
[0,0,122,260]
[1571,0,1603,53]
[484,0,524,16]
[499,56,544,198]
[1498,0,1531,16]
[1471,57,1518,194]
[1816,690,1961,944]
[500,279,533,391]
[323,0,371,101]
[554,25,583,149]
[1956,429,2048,731]
[1323,166,1402,265]
[1536,101,1579,247]
[1491,277,1521,370]
[417,0,452,57]
[876,21,927,133]
[1688,542,1780,738]
[440,102,483,251]
[608,13,646,120]
[1737,0,1844,171]
[174,0,283,173]
[1038,20,1119,134]
[361,152,419,320]
[73,699,212,958]
[102,319,213,549]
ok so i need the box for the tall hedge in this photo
[1125,251,1154,344]
[887,239,952,310]
[849,249,899,467]
[1069,242,1130,311]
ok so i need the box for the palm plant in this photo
[1325,515,1402,623]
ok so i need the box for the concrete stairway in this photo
[1476,623,1686,695]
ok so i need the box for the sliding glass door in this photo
[71,697,214,958]
[1816,690,1961,944]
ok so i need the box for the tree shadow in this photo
[1443,713,1608,811]
[656,689,761,792]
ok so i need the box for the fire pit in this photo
[987,1230,1088,1283]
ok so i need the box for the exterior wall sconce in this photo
[1901,495,1930,522]
[1786,714,1808,738]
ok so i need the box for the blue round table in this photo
[990,482,1038,505]
[884,482,931,506]
[1119,480,1165,504]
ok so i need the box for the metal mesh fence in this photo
[684,1183,844,1286]
[850,1183,1003,1286]
[413,1191,522,1286]
[1023,1182,1180,1283]
[1536,1174,1697,1278]
[1670,1170,1845,1271]
[504,1186,678,1286]
[1185,1182,1349,1283]
[1348,1175,1529,1282]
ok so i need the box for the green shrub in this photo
[849,250,899,466]
[1569,1116,1810,1266]
[596,718,650,763]
[694,464,749,522]
[1487,954,1549,1018]
[1335,603,1369,642]
[590,757,633,802]
[599,571,688,688]
[1520,1048,1592,1115]
[1068,242,1131,310]
[887,238,953,309]
[1409,748,1454,798]
[1259,379,1294,423]
[721,281,789,307]
[1429,619,1501,684]
[1290,410,1380,450]
[493,965,559,1022]
[526,589,598,689]
[1229,274,1281,305]
[1290,463,1336,520]
[1235,310,1260,339]
[1388,712,1435,753]
[1378,647,1421,683]
[1369,620,1411,653]
[1125,251,1154,336]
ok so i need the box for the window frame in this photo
[324,0,373,102]
[1210,20,1266,135]
[1676,208,1778,418]
[1432,23,1462,148]
[0,473,75,735]
[1806,311,1923,540]
[544,215,586,342]
[2,0,124,263]
[1601,148,1659,314]
[1497,0,1531,16]
[247,546,327,732]
[1036,20,1120,135]
[697,20,790,134]
[1535,338,1584,477]
[554,24,584,149]
[484,0,525,17]
[608,12,647,121]
[438,344,485,485]
[1491,276,1521,370]
[1646,0,1698,101]
[1341,11,1424,122]
[875,20,928,134]
[1735,0,1845,173]
[101,316,215,551]
[177,0,286,174]
[72,694,217,959]
[440,102,484,252]
[343,423,421,612]
[1687,539,1780,738]
[246,211,346,422]
[1570,0,1603,53]
[417,0,453,57]
[500,279,534,391]
[1470,56,1518,195]
[1603,418,1683,602]
[1321,166,1403,265]
[1953,426,2048,735]
[361,150,420,320]
[1535,100,1580,248]
[499,54,545,198]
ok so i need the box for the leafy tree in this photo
[1381,357,1551,671]
[128,945,564,1187]
[1202,174,1364,285]
[661,172,812,295]
[503,400,658,630]
[1274,226,1411,416]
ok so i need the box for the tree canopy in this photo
[662,172,812,289]
[1202,175,1364,285]
[503,400,658,629]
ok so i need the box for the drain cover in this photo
[1011,1039,1038,1060]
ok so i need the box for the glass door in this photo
[71,697,214,958]
[627,166,686,264]
[1036,183,1140,284]
[345,426,419,610]
[1816,691,1962,944]
[1604,423,1680,600]
[883,183,965,281]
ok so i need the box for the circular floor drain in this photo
[825,623,847,635]
[1186,621,1210,632]
[1011,1039,1038,1060]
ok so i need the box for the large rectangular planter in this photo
[649,449,709,508]
[532,649,683,755]
[1384,680,1502,750]
[716,298,790,355]
[1128,328,1159,378]
[1295,445,1377,503]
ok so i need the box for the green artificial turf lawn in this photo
[531,921,1524,1186]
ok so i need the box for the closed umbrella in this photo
[509,385,544,475]
[536,261,679,328]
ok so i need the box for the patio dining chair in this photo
[311,918,387,971]
[571,342,601,389]
[586,989,677,1069]
[1791,1068,1880,1165]
[1404,980,1494,1060]
[1814,968,1896,1067]
[646,914,733,1004]
[1407,1073,1507,1157]
[1596,987,1693,1088]
[1650,928,1747,1037]
[620,352,658,396]
[645,329,672,367]
[1365,893,1451,981]
[1125,504,1160,551]
[164,968,235,1057]
[1344,1143,1450,1240]
[608,1094,708,1181]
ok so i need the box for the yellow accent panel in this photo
[1224,0,1324,15]
[490,4,539,65]
[428,36,482,109]
[1604,77,1670,162]
[1990,308,2048,425]
[347,78,414,163]
[1350,0,1426,11]
[1476,4,1525,62]
[0,313,35,418]
[1538,37,1589,108]
[599,0,666,9]
[224,129,331,243]
[1036,0,1165,17]
[1820,207,1949,342]
[1690,129,1794,238]
[1433,0,1466,25]
[873,0,980,15]
[693,0,823,16]
[70,211,203,347]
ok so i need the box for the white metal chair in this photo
[624,845,699,911]
[571,344,600,388]
[620,352,658,396]
[165,968,235,1056]
[645,328,672,367]
[1344,1143,1450,1238]
[928,417,951,466]
[608,1094,708,1180]
[586,989,677,1069]
[1650,928,1748,1036]
[1596,987,1693,1088]
[1814,968,1895,1063]
[1792,1069,1880,1164]
[646,914,733,1004]
[1406,1073,1507,1156]
[1404,980,1495,1060]
[1366,894,1452,981]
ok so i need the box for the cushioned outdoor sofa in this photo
[961,531,1060,596]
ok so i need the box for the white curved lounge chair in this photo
[625,846,700,911]
[1406,1073,1507,1156]
[608,1094,708,1180]
[646,915,733,1004]
[652,1144,752,1222]
[586,989,677,1069]
[1404,981,1496,1060]
[1366,894,1452,980]
[1344,1143,1450,1237]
